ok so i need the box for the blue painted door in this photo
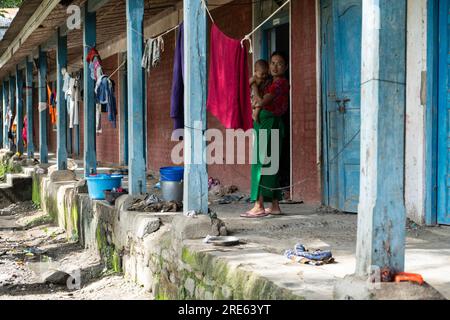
[321,0,361,213]
[437,0,450,225]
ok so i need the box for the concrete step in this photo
[0,173,33,209]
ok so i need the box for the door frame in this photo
[252,3,293,199]
[426,0,441,225]
[319,0,331,206]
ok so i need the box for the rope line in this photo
[227,128,361,192]
[201,0,215,24]
[240,0,291,53]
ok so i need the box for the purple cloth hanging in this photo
[170,23,184,130]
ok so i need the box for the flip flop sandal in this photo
[265,208,284,215]
[240,211,270,218]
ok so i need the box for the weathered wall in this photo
[34,172,303,300]
[291,0,320,203]
[405,0,427,224]
[146,1,253,191]
[96,53,121,166]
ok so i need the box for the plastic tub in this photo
[160,166,184,182]
[86,174,123,200]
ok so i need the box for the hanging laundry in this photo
[96,75,117,128]
[73,76,81,127]
[207,24,252,131]
[142,36,164,73]
[170,23,184,131]
[49,86,57,126]
[62,68,71,99]
[96,103,102,133]
[86,47,101,64]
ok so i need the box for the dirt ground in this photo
[0,202,152,300]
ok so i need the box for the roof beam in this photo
[0,0,61,70]
[88,0,112,13]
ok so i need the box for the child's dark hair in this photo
[255,59,269,69]
[271,51,288,66]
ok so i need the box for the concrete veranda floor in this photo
[212,202,450,299]
[31,152,450,299]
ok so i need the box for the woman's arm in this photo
[255,93,275,109]
[251,82,264,102]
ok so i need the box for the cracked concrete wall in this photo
[35,173,304,300]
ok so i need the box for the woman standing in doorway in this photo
[242,52,290,218]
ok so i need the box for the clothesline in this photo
[241,0,291,53]
[108,59,126,80]
[201,0,215,24]
[130,23,179,43]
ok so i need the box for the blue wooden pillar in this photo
[15,66,24,154]
[120,52,128,166]
[67,117,72,156]
[0,83,3,149]
[56,28,68,170]
[126,0,146,195]
[38,48,49,164]
[183,0,208,214]
[83,3,96,176]
[9,75,15,151]
[356,0,407,276]
[26,59,34,158]
[2,80,8,148]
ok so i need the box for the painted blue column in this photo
[15,66,24,154]
[120,52,128,166]
[67,117,72,156]
[2,80,8,148]
[356,0,407,276]
[83,3,96,176]
[38,48,49,164]
[126,0,146,195]
[183,0,208,214]
[56,28,68,170]
[26,60,34,158]
[0,83,3,149]
[9,75,15,152]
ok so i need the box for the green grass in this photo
[0,158,23,182]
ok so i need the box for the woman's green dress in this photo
[250,109,285,202]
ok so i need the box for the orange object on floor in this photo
[394,272,424,285]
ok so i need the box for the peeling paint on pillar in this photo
[83,2,97,176]
[56,28,68,170]
[26,59,34,158]
[2,80,8,148]
[126,0,146,195]
[183,0,208,214]
[356,0,407,276]
[15,66,24,154]
[38,48,49,164]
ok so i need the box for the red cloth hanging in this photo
[207,24,253,131]
[86,48,101,64]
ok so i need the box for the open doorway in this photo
[256,3,291,199]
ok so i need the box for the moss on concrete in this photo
[177,246,302,300]
[96,224,122,273]
[24,214,54,229]
[45,194,58,223]
[32,174,41,207]
[70,203,79,242]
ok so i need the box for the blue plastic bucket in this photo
[160,166,184,182]
[86,174,123,200]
